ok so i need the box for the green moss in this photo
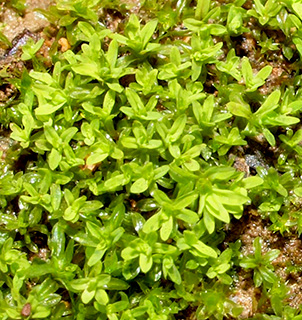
[1,0,302,319]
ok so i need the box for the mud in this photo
[0,0,53,105]
[1,0,52,42]
[225,212,302,318]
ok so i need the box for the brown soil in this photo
[1,0,52,42]
[233,18,296,95]
[225,211,302,318]
[0,0,54,105]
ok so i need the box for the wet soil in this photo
[0,0,54,109]
[1,0,52,42]
[232,18,296,95]
[224,211,302,318]
[223,14,302,316]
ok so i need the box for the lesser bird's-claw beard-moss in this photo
[1,0,302,319]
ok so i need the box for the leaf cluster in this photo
[2,0,302,319]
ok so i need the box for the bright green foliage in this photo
[228,90,300,146]
[1,0,302,319]
[21,38,45,62]
[216,49,241,81]
[111,14,160,58]
[0,0,26,13]
[247,0,282,26]
[239,237,280,287]
[241,57,273,92]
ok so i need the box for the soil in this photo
[231,16,296,95]
[0,0,54,109]
[223,14,302,316]
[0,0,52,42]
[224,211,302,318]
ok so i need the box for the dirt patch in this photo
[224,211,302,318]
[231,17,295,95]
[1,0,52,42]
[0,1,54,106]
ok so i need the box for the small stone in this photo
[58,37,71,52]
[21,303,31,317]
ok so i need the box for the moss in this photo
[1,0,302,319]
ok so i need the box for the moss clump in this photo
[2,0,302,319]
